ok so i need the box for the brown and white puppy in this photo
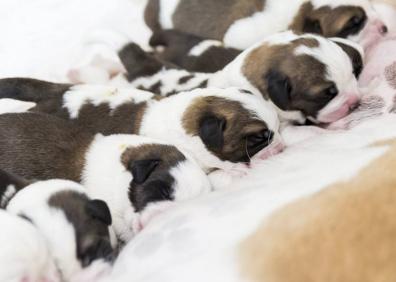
[0,112,211,241]
[150,29,241,72]
[239,139,396,282]
[0,170,114,282]
[119,32,363,125]
[0,79,281,173]
[145,0,387,50]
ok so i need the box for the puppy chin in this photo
[316,93,361,124]
[357,18,388,52]
[70,260,112,282]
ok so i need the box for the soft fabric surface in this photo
[2,1,396,281]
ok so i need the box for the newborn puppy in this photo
[0,210,59,282]
[150,29,241,72]
[0,113,211,241]
[120,32,363,125]
[2,172,114,282]
[0,80,281,173]
[145,0,387,50]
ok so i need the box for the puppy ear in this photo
[85,199,112,226]
[265,70,292,111]
[130,159,160,184]
[303,18,323,34]
[331,39,364,78]
[199,115,226,150]
[0,169,30,207]
[118,43,164,81]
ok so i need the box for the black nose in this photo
[381,25,388,34]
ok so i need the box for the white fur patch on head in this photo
[63,84,154,119]
[159,0,180,29]
[170,157,212,201]
[82,134,210,242]
[188,40,223,56]
[6,180,86,281]
[0,210,59,282]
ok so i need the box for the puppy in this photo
[119,32,363,125]
[150,29,241,72]
[0,80,281,173]
[0,210,59,282]
[0,113,211,241]
[1,170,114,282]
[145,0,387,50]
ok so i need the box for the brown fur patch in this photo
[240,140,396,282]
[290,3,367,38]
[70,101,148,136]
[182,96,269,162]
[172,0,265,40]
[0,113,92,182]
[121,144,186,170]
[144,0,161,31]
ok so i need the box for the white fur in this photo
[188,40,223,56]
[0,184,16,208]
[7,180,86,281]
[63,84,154,119]
[82,134,211,242]
[0,210,59,282]
[139,87,280,172]
[224,0,305,49]
[159,0,180,29]
[130,68,212,96]
[0,99,36,114]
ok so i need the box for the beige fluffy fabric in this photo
[240,139,396,282]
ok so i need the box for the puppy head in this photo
[83,134,211,242]
[241,32,363,124]
[6,179,114,280]
[292,0,387,49]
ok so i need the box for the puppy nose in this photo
[380,25,388,35]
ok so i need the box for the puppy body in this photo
[0,210,59,282]
[0,81,281,173]
[0,113,211,240]
[121,32,363,125]
[150,29,241,72]
[5,178,114,282]
[146,0,386,50]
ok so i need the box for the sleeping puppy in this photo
[1,171,114,282]
[0,113,211,241]
[0,210,59,282]
[119,32,363,125]
[145,0,387,50]
[150,29,241,72]
[0,80,281,173]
